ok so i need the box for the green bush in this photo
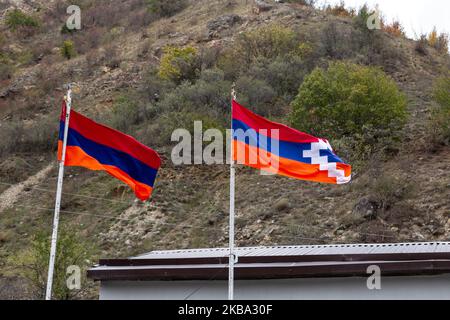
[218,24,300,79]
[331,123,404,168]
[429,75,450,146]
[246,55,308,103]
[320,21,353,59]
[158,46,199,83]
[60,40,76,60]
[291,62,406,164]
[146,0,187,17]
[156,69,231,115]
[138,111,223,147]
[350,5,403,67]
[237,24,298,61]
[139,67,175,103]
[235,76,276,117]
[6,9,40,30]
[433,75,450,108]
[110,94,154,134]
[291,62,407,139]
[0,117,58,157]
[11,228,92,300]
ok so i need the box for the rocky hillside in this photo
[0,0,449,299]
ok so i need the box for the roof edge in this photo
[88,260,450,281]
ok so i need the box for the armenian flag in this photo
[232,100,351,184]
[58,102,161,201]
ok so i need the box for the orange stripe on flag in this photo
[233,140,338,184]
[59,141,153,200]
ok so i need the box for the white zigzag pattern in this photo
[303,139,351,184]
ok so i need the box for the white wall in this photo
[99,274,450,300]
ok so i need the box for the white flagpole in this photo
[45,84,72,300]
[228,85,237,300]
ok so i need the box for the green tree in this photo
[11,228,92,300]
[291,62,407,139]
[158,46,198,83]
[291,62,407,164]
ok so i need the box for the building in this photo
[88,242,450,300]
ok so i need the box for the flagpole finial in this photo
[231,83,237,100]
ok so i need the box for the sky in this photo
[318,0,450,39]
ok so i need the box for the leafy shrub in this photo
[146,0,187,17]
[24,117,59,152]
[156,69,231,115]
[433,75,450,108]
[197,46,222,71]
[235,76,276,117]
[332,123,404,167]
[352,6,381,48]
[0,117,58,157]
[428,75,450,147]
[291,62,407,149]
[6,9,40,30]
[0,122,22,157]
[320,21,353,59]
[246,54,308,103]
[109,94,153,134]
[235,24,298,62]
[138,111,223,148]
[11,228,92,300]
[139,67,176,103]
[109,68,231,146]
[319,5,402,68]
[218,24,300,79]
[158,46,199,83]
[60,40,76,60]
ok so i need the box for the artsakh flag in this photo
[58,102,161,201]
[232,100,351,184]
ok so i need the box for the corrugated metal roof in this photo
[133,242,450,260]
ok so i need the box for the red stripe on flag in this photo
[232,100,319,144]
[61,106,161,170]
